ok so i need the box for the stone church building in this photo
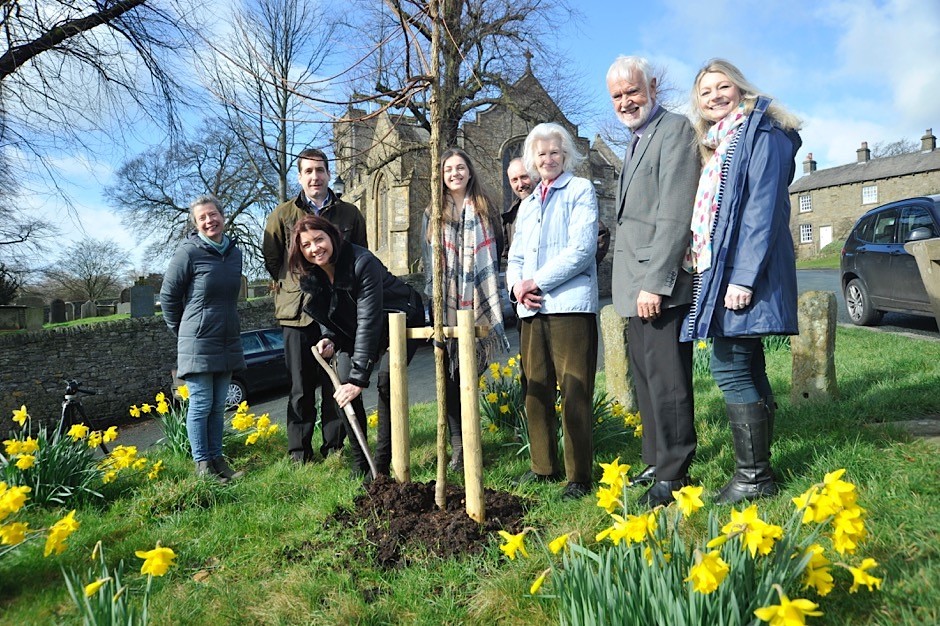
[332,70,621,296]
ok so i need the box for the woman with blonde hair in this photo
[424,147,507,471]
[682,59,802,504]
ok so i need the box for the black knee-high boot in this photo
[714,401,778,505]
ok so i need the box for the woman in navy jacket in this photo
[288,214,424,480]
[161,195,246,482]
[682,59,802,504]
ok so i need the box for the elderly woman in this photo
[423,147,507,471]
[507,122,599,500]
[682,59,802,504]
[161,195,246,482]
[288,214,425,481]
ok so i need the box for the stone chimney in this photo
[803,152,817,174]
[856,141,871,163]
[922,128,936,152]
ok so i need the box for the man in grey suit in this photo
[607,56,700,508]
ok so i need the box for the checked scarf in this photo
[685,101,747,273]
[441,198,509,376]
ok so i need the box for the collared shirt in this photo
[632,102,661,143]
[305,190,333,214]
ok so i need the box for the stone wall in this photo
[0,298,277,431]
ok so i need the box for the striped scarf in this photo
[441,198,508,375]
[685,101,747,273]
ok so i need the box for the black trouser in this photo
[627,305,696,481]
[282,323,345,462]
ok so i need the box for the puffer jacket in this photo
[682,97,802,340]
[160,233,246,378]
[300,242,424,388]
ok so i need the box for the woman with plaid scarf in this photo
[423,148,508,472]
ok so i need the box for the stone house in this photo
[332,70,620,295]
[788,129,940,258]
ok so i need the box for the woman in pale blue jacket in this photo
[506,122,599,501]
[682,59,801,504]
[161,195,246,482]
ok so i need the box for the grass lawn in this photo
[796,241,843,270]
[1,326,938,624]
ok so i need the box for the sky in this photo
[16,0,940,271]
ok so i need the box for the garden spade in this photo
[311,347,378,480]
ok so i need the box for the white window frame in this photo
[862,185,878,205]
[799,194,812,213]
[799,223,813,244]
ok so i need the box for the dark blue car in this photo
[840,194,940,325]
[227,328,288,406]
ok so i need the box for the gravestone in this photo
[50,299,66,323]
[239,275,248,301]
[791,290,839,404]
[80,300,96,319]
[599,304,638,413]
[120,287,132,303]
[247,284,270,298]
[130,285,155,318]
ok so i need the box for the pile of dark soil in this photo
[331,475,529,567]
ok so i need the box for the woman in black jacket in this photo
[288,214,424,480]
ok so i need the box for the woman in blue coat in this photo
[161,195,246,482]
[682,59,802,504]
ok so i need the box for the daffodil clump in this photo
[229,402,279,445]
[1,481,81,560]
[134,388,190,456]
[479,357,638,453]
[479,355,525,434]
[2,405,103,506]
[63,540,177,625]
[498,460,881,626]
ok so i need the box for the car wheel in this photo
[226,379,247,407]
[845,278,883,326]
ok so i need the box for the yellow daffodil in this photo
[633,425,643,437]
[685,550,730,594]
[84,577,111,597]
[487,423,498,433]
[176,384,190,400]
[529,569,549,595]
[497,530,528,560]
[847,558,882,593]
[87,431,103,449]
[0,521,29,545]
[155,392,166,403]
[478,378,487,390]
[136,543,176,577]
[20,437,39,454]
[102,426,119,443]
[231,412,255,431]
[507,357,517,367]
[140,404,153,414]
[502,367,512,377]
[148,460,164,480]
[831,505,866,555]
[486,392,498,404]
[15,455,35,470]
[754,587,823,625]
[595,484,621,514]
[548,533,570,554]
[264,424,280,437]
[44,510,79,557]
[721,505,784,557]
[366,411,378,428]
[499,405,509,414]
[256,414,271,430]
[599,457,630,487]
[132,458,148,471]
[802,544,834,596]
[128,405,141,418]
[0,519,29,545]
[673,485,705,517]
[156,400,170,415]
[67,423,90,440]
[0,483,31,521]
[102,470,118,484]
[12,405,28,427]
[246,431,261,445]
[2,439,19,455]
[697,340,707,349]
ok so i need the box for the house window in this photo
[799,194,812,213]
[862,185,878,204]
[799,223,813,244]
